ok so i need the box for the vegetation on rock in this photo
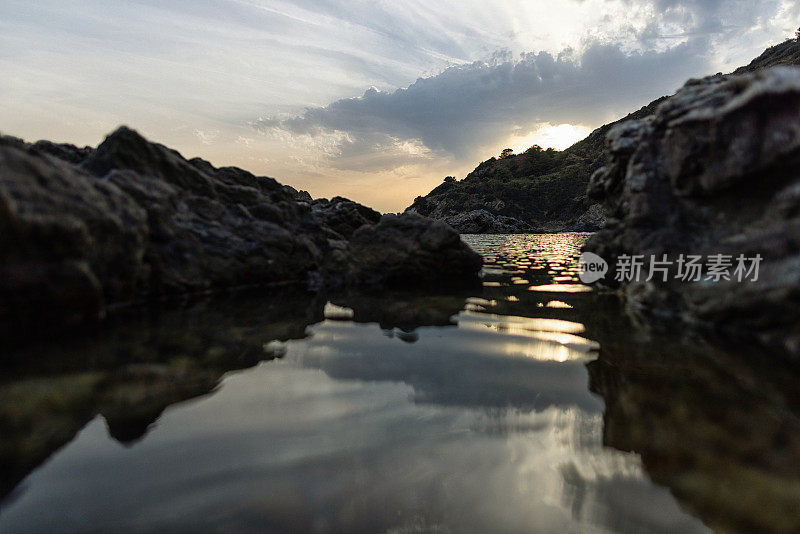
[407,37,800,234]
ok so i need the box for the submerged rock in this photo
[585,66,800,359]
[0,127,481,337]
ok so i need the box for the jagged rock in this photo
[0,127,481,337]
[442,209,535,234]
[32,141,93,164]
[347,213,482,289]
[311,196,382,239]
[0,136,149,332]
[566,202,606,232]
[78,127,329,297]
[282,185,313,202]
[585,67,800,359]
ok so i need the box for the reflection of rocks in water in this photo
[99,364,221,445]
[329,291,470,332]
[0,288,323,501]
[0,287,485,502]
[384,329,419,343]
[0,373,103,501]
[588,338,800,533]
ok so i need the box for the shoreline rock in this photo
[585,66,800,359]
[347,212,484,289]
[442,209,536,234]
[0,127,481,338]
[406,38,800,235]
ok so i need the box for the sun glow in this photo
[509,123,593,152]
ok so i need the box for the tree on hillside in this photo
[525,144,543,154]
[500,148,514,159]
[796,26,800,40]
[443,175,456,183]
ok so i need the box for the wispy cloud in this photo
[0,0,796,210]
[250,0,795,180]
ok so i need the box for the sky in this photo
[1,1,798,211]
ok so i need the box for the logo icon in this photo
[579,252,608,284]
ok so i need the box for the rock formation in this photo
[442,210,535,234]
[585,66,800,359]
[346,212,484,289]
[407,38,800,234]
[0,127,481,337]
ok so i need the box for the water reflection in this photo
[1,234,797,532]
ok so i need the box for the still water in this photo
[1,234,799,533]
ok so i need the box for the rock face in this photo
[403,102,671,233]
[310,196,382,239]
[585,67,800,358]
[442,209,535,234]
[0,127,481,336]
[407,38,800,234]
[347,213,483,289]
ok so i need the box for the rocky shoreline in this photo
[585,66,800,360]
[407,38,800,236]
[0,127,481,338]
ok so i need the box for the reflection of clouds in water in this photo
[294,320,602,411]
[453,311,599,361]
[0,234,710,533]
[0,352,707,533]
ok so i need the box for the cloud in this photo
[252,0,795,174]
[1,0,795,210]
[255,39,711,168]
[193,129,220,145]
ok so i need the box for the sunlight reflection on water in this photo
[0,234,710,534]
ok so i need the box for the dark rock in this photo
[0,135,149,333]
[282,184,313,202]
[406,38,800,234]
[79,127,329,297]
[311,196,382,239]
[31,140,93,165]
[347,212,482,289]
[585,66,800,359]
[0,127,481,337]
[442,209,535,234]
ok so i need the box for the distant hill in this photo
[406,36,800,233]
[733,35,800,73]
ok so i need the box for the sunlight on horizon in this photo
[509,123,594,153]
